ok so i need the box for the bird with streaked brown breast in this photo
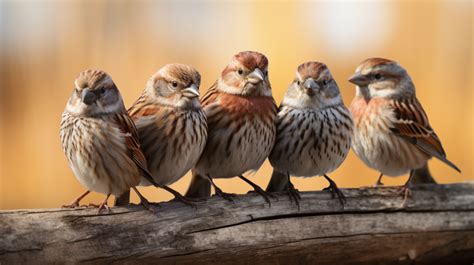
[348,58,460,204]
[185,51,277,204]
[129,63,207,187]
[116,64,207,205]
[266,62,353,207]
[61,70,194,213]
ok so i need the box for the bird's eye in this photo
[238,69,243,75]
[265,70,268,76]
[296,80,300,85]
[374,73,382,80]
[172,81,178,88]
[322,79,329,86]
[98,87,106,95]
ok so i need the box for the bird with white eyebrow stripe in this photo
[348,58,460,204]
[115,64,207,205]
[61,69,194,213]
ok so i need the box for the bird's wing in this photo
[390,97,460,172]
[128,93,162,120]
[113,111,159,184]
[200,81,220,108]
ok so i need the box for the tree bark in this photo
[1,183,474,264]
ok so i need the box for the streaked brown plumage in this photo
[128,64,207,187]
[185,51,277,203]
[348,58,460,202]
[60,69,191,213]
[266,62,353,207]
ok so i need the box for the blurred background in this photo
[0,1,472,209]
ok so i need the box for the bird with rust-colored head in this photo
[266,62,353,207]
[61,69,194,213]
[185,51,277,204]
[348,58,460,204]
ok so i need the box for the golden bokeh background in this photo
[0,1,472,209]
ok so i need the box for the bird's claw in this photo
[323,183,346,208]
[373,180,384,188]
[172,195,198,209]
[97,203,111,214]
[214,189,237,202]
[287,183,301,210]
[397,185,411,207]
[250,186,275,206]
[62,201,80,209]
[139,199,156,214]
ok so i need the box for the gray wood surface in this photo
[1,183,474,264]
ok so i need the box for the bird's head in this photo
[145,63,201,109]
[66,69,124,116]
[349,58,414,101]
[218,51,271,97]
[283,62,343,109]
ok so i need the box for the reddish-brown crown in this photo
[75,69,110,89]
[221,51,269,78]
[153,64,200,86]
[234,51,268,70]
[297,61,328,80]
[357,58,396,71]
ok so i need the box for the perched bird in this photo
[348,58,460,201]
[60,69,192,213]
[266,62,353,207]
[185,51,277,204]
[129,64,207,187]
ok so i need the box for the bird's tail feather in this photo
[410,162,437,185]
[114,190,130,206]
[414,140,461,173]
[185,172,211,198]
[266,169,288,192]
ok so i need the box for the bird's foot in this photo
[158,184,197,209]
[139,198,155,214]
[171,194,198,209]
[373,174,384,188]
[214,188,237,202]
[397,185,412,207]
[373,180,384,188]
[252,187,275,206]
[62,191,91,209]
[239,175,275,206]
[97,202,111,214]
[323,176,346,207]
[287,182,302,210]
[62,200,80,209]
[130,187,156,212]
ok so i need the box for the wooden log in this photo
[1,183,474,264]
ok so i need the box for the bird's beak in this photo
[81,88,97,105]
[348,73,369,86]
[303,78,319,96]
[181,84,200,99]
[247,68,264,84]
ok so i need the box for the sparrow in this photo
[185,51,277,204]
[60,69,192,213]
[348,58,460,203]
[266,62,353,207]
[128,64,207,191]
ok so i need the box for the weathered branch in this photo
[1,183,474,264]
